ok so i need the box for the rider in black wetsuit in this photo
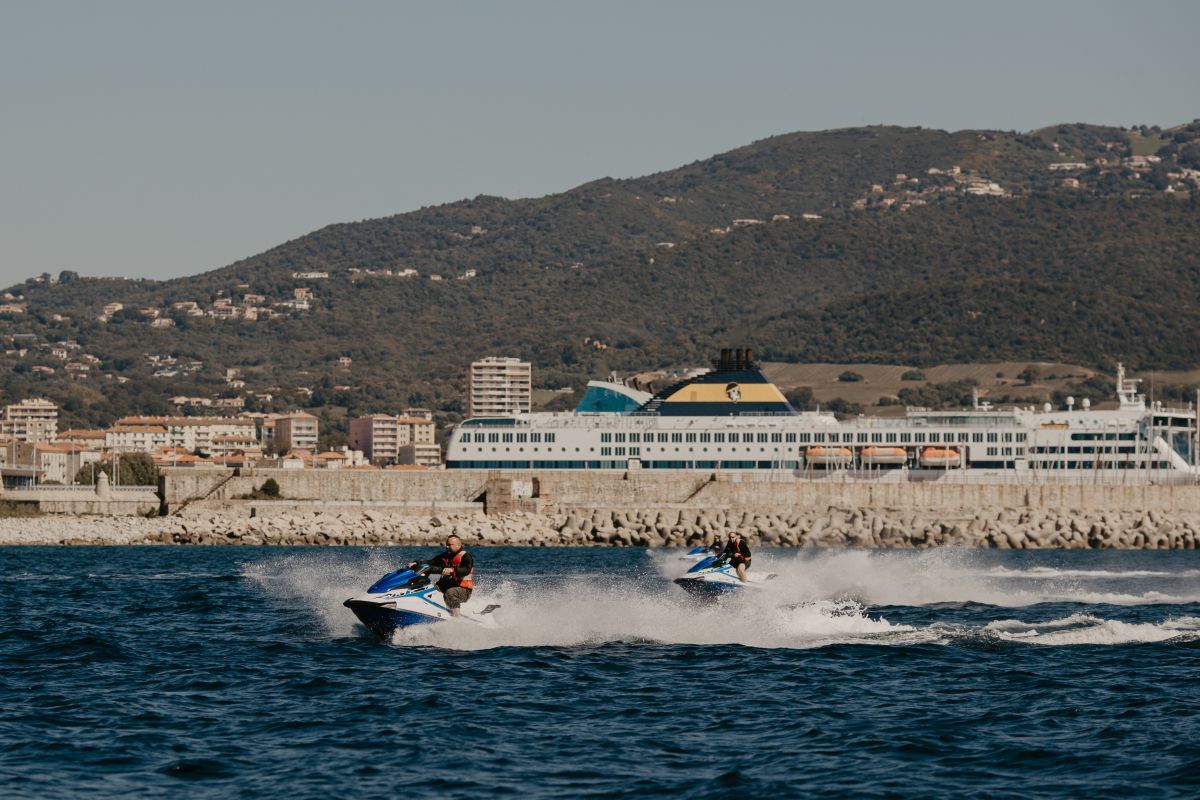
[408,534,475,616]
[720,531,752,582]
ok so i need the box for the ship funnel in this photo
[745,348,754,367]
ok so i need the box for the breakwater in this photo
[2,504,1199,549]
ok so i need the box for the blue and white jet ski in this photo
[680,545,720,562]
[343,563,500,638]
[673,556,777,599]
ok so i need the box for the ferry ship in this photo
[445,349,1199,481]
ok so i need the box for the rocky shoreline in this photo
[2,506,1199,549]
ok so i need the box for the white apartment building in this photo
[0,398,59,443]
[349,414,437,463]
[108,416,259,454]
[467,357,531,418]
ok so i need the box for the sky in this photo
[0,0,1197,284]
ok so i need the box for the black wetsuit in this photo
[721,538,752,569]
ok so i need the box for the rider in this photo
[408,534,474,616]
[719,531,752,582]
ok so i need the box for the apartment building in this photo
[349,414,437,463]
[272,412,319,453]
[109,416,258,454]
[0,398,59,443]
[467,357,531,418]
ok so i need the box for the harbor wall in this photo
[161,468,1200,514]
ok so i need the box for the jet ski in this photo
[343,562,500,638]
[673,555,777,599]
[680,545,719,562]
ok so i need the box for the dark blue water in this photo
[1,546,1198,798]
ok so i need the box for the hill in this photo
[2,121,1199,439]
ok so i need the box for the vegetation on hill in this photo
[2,121,1199,437]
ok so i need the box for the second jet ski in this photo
[673,555,777,599]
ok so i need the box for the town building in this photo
[348,414,438,463]
[467,357,532,418]
[271,412,319,453]
[0,398,59,442]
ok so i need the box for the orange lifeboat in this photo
[919,447,961,468]
[860,446,907,466]
[806,446,853,466]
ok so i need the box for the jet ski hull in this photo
[343,599,441,638]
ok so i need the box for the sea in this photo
[1,545,1198,799]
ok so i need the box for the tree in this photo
[74,453,159,486]
[785,386,816,411]
[838,371,864,383]
[901,369,926,381]
[1018,365,1041,386]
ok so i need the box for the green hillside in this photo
[2,121,1198,439]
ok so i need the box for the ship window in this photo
[799,433,811,443]
[1016,433,1027,442]
[914,433,925,443]
[630,447,640,456]
[700,433,711,443]
[756,433,768,443]
[987,447,997,456]
[516,433,527,443]
[771,433,782,443]
[672,433,683,443]
[658,433,668,443]
[1002,447,1013,456]
[958,433,969,443]
[813,433,825,443]
[545,433,556,443]
[614,433,626,443]
[785,433,796,443]
[987,433,997,443]
[601,447,612,456]
[928,433,940,443]
[871,433,882,443]
[488,433,499,443]
[972,432,983,443]
[601,433,612,443]
[1003,432,1013,443]
[711,433,722,443]
[886,433,896,443]
[686,433,696,442]
[615,447,626,456]
[857,434,868,444]
[629,433,640,443]
[503,433,513,442]
[900,433,911,443]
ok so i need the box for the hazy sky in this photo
[1,0,1196,284]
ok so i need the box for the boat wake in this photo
[246,549,1200,651]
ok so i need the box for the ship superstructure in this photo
[446,350,1199,481]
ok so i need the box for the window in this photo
[900,433,911,443]
[615,447,626,456]
[614,433,626,443]
[600,447,612,456]
[987,433,997,443]
[531,433,542,443]
[600,433,612,443]
[502,433,513,443]
[886,433,897,443]
[700,433,711,443]
[714,433,725,443]
[658,433,669,443]
[871,433,882,443]
[1003,432,1013,443]
[545,433,556,443]
[771,433,782,443]
[686,433,696,443]
[785,433,796,443]
[914,433,925,443]
[972,432,983,443]
[799,433,811,443]
[742,433,753,443]
[757,433,768,443]
[516,433,527,443]
[928,433,940,443]
[629,433,640,443]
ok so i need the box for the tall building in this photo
[273,412,319,452]
[0,398,59,443]
[467,357,531,418]
[349,414,438,464]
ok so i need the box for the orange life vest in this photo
[449,550,474,589]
